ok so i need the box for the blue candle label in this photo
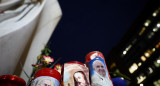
[31,76,59,86]
[88,57,113,86]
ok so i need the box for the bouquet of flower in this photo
[31,46,61,73]
[24,46,62,86]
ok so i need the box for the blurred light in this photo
[121,77,124,80]
[144,52,150,58]
[140,84,144,86]
[153,79,160,86]
[139,27,146,36]
[158,79,160,84]
[141,56,146,62]
[154,58,160,67]
[144,20,151,27]
[123,51,127,55]
[152,10,159,17]
[154,60,160,68]
[156,43,160,49]
[137,74,146,84]
[157,60,160,63]
[110,62,116,69]
[129,63,138,74]
[148,67,153,74]
[138,62,142,66]
[153,28,158,32]
[132,38,137,44]
[152,48,156,52]
[148,49,152,54]
[11,77,15,80]
[153,81,157,86]
[157,23,160,27]
[126,44,132,51]
[153,13,157,17]
[148,32,154,39]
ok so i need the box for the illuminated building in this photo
[107,0,160,85]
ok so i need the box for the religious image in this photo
[63,62,90,86]
[31,76,60,86]
[88,57,113,86]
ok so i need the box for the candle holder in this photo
[31,68,61,86]
[0,75,26,86]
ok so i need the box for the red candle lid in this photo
[34,68,61,83]
[0,75,26,86]
[85,51,105,63]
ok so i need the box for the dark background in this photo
[48,0,148,64]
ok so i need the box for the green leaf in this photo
[41,49,45,53]
[37,55,41,59]
[48,49,52,53]
[46,53,49,56]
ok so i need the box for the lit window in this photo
[141,56,146,62]
[144,20,151,27]
[129,63,138,73]
[157,23,160,27]
[148,67,153,74]
[140,83,144,86]
[139,27,146,36]
[153,13,157,17]
[155,43,160,49]
[153,28,158,32]
[157,59,160,63]
[138,62,142,66]
[153,79,160,86]
[154,58,160,67]
[153,81,157,86]
[144,52,150,58]
[152,48,156,52]
[137,74,146,84]
[122,45,132,56]
[158,79,160,84]
[123,51,127,55]
[125,44,132,51]
[152,10,159,17]
[145,49,152,57]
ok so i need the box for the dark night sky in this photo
[49,0,148,64]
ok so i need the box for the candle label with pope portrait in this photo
[63,62,90,86]
[87,57,113,86]
[31,76,60,86]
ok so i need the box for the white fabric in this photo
[0,2,43,75]
[20,0,62,82]
[91,72,113,86]
[0,4,28,22]
[0,0,62,83]
[0,0,22,10]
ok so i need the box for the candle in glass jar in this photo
[62,61,90,86]
[85,51,113,86]
[31,68,61,86]
[0,75,26,86]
